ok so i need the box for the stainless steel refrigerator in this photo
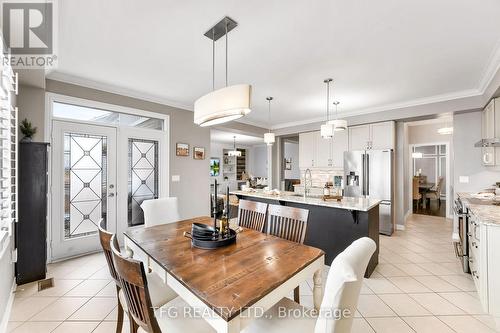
[344,149,394,235]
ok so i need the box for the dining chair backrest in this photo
[237,199,268,232]
[314,237,376,333]
[141,197,180,228]
[110,234,160,333]
[412,177,421,200]
[435,176,444,196]
[98,220,120,286]
[267,204,309,244]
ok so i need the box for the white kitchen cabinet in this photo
[349,121,395,151]
[480,98,500,166]
[299,130,348,169]
[468,211,500,322]
[331,129,348,168]
[349,125,370,151]
[299,132,316,168]
[371,122,395,150]
[315,131,331,167]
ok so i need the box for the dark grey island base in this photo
[234,194,379,278]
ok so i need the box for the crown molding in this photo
[46,71,194,112]
[271,88,481,130]
[478,39,500,94]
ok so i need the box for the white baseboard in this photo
[396,224,406,231]
[0,278,16,332]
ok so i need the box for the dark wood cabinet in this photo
[16,142,49,285]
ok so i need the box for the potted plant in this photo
[20,118,37,142]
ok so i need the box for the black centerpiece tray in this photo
[184,224,237,250]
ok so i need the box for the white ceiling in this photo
[211,129,264,145]
[49,0,500,128]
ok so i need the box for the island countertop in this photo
[231,190,381,212]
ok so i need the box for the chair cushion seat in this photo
[118,271,177,310]
[242,297,316,333]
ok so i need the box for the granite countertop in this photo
[231,190,381,212]
[457,192,500,226]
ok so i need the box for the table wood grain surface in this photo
[124,216,324,321]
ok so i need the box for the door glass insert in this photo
[64,133,107,239]
[128,139,158,227]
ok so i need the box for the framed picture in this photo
[176,143,189,156]
[210,158,220,176]
[284,157,292,170]
[193,147,205,160]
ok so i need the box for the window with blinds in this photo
[0,37,18,260]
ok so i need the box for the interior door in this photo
[116,127,167,240]
[51,121,117,261]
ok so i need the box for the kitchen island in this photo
[231,190,380,277]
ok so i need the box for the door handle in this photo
[108,193,115,197]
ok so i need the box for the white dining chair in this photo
[243,237,376,333]
[141,197,181,227]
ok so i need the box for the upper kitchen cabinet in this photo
[299,130,348,169]
[331,128,348,168]
[348,121,395,151]
[299,131,316,168]
[481,98,498,166]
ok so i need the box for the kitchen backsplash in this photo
[297,168,344,187]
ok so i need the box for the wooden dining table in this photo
[124,216,325,333]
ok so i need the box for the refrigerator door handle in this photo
[366,153,370,197]
[361,154,366,196]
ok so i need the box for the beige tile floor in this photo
[7,214,500,332]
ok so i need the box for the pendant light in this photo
[320,78,335,139]
[194,17,252,127]
[263,96,275,145]
[228,136,241,157]
[328,101,347,131]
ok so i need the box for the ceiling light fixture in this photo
[320,78,335,139]
[228,136,241,157]
[263,97,275,146]
[412,152,423,159]
[194,17,251,127]
[328,101,347,131]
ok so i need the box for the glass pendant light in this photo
[263,96,275,145]
[328,101,347,131]
[228,136,241,157]
[194,17,251,127]
[320,78,335,139]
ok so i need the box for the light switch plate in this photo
[171,175,180,182]
[459,176,469,184]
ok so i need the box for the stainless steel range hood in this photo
[474,138,500,147]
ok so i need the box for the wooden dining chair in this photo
[267,204,309,303]
[98,220,125,333]
[99,221,177,333]
[243,237,377,333]
[237,199,268,232]
[109,235,213,333]
[412,176,422,209]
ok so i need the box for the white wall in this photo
[284,142,300,179]
[453,111,500,192]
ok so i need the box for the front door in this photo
[51,121,117,260]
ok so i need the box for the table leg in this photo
[313,268,323,312]
[219,317,240,333]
